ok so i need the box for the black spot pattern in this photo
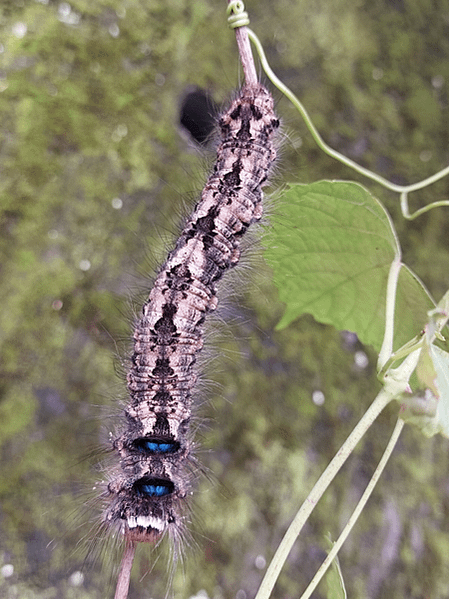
[104,84,279,544]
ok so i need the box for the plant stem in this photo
[300,418,404,599]
[400,191,449,220]
[254,388,393,599]
[234,26,258,86]
[378,257,402,371]
[227,1,258,86]
[246,28,449,204]
[114,537,136,599]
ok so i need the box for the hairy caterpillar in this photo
[102,83,279,551]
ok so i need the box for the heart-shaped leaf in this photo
[264,181,433,352]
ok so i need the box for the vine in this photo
[226,2,449,599]
[113,2,449,597]
[244,27,449,221]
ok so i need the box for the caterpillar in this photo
[102,83,279,551]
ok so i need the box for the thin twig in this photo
[227,0,258,86]
[114,536,137,599]
[234,27,258,86]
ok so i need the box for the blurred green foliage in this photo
[1,1,449,598]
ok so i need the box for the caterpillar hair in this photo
[100,82,279,561]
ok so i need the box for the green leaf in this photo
[402,345,449,438]
[429,346,449,437]
[324,534,347,599]
[416,337,439,399]
[395,265,434,351]
[264,181,433,352]
[399,294,449,437]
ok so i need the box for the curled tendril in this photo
[227,0,250,29]
[246,28,449,220]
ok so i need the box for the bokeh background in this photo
[1,1,449,598]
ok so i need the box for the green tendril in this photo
[245,28,449,219]
[227,0,250,29]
